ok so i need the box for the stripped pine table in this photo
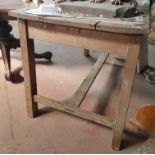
[10,2,150,150]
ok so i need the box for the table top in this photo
[10,6,150,35]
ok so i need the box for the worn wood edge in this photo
[96,15,149,35]
[10,8,148,35]
[9,9,44,23]
[68,53,109,108]
[96,22,147,35]
[44,16,99,30]
[34,95,113,128]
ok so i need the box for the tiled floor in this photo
[0,21,155,153]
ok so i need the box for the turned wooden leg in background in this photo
[0,20,52,81]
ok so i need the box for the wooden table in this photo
[10,5,149,151]
[0,0,52,81]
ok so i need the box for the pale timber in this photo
[10,4,149,150]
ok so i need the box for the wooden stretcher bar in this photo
[33,95,114,128]
[33,53,113,128]
[67,53,109,108]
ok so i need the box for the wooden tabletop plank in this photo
[9,9,101,30]
[9,7,149,34]
[96,16,149,34]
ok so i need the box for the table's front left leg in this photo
[112,38,142,151]
[18,19,38,118]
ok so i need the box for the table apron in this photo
[26,20,142,59]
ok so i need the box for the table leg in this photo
[0,20,20,81]
[112,39,141,151]
[84,49,90,57]
[19,20,38,118]
[0,20,52,81]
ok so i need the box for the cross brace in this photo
[33,53,114,128]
